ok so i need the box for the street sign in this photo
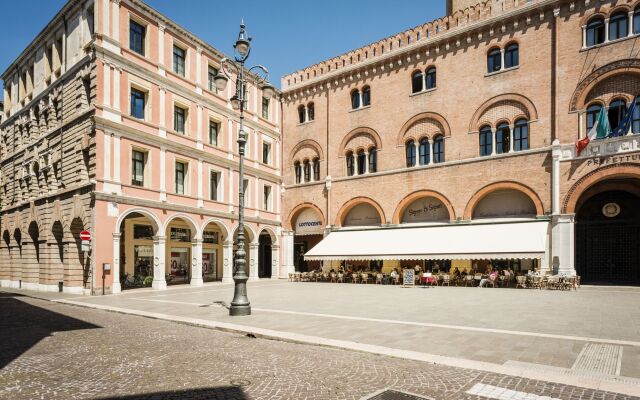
[80,230,91,241]
[81,240,91,252]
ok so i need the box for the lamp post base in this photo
[229,304,251,316]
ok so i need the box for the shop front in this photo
[292,207,325,272]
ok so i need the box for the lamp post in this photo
[214,21,275,316]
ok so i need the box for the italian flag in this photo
[576,107,610,156]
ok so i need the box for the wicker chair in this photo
[464,275,474,287]
[337,272,344,283]
[376,273,383,284]
[530,275,542,289]
[288,273,294,282]
[351,273,360,284]
[361,273,369,284]
[515,275,527,288]
[392,274,401,285]
[442,274,450,286]
[330,272,337,283]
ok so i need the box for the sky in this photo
[0,0,446,95]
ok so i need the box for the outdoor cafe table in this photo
[419,275,438,286]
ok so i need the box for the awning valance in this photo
[304,221,549,261]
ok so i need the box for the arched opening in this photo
[362,85,371,107]
[426,67,436,90]
[27,221,41,287]
[504,43,519,68]
[51,221,65,288]
[165,216,197,285]
[343,202,382,227]
[411,70,424,93]
[351,89,360,109]
[609,11,629,41]
[290,206,324,273]
[70,217,89,289]
[201,220,227,282]
[495,122,510,154]
[405,140,416,167]
[472,189,537,219]
[119,211,159,289]
[487,47,501,73]
[586,16,605,46]
[419,138,430,165]
[575,178,640,284]
[479,125,492,156]
[400,196,450,224]
[258,229,275,278]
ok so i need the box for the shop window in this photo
[586,17,605,47]
[173,45,186,77]
[170,227,191,242]
[129,19,146,56]
[133,224,154,239]
[609,11,628,41]
[487,48,501,73]
[432,135,444,163]
[412,70,423,93]
[495,123,510,154]
[209,120,219,146]
[357,150,366,174]
[504,43,519,68]
[425,67,436,89]
[368,147,377,173]
[405,140,416,167]
[479,125,492,156]
[131,150,146,187]
[294,161,302,183]
[346,151,355,176]
[362,86,371,107]
[608,99,626,131]
[586,103,602,132]
[419,138,430,165]
[313,158,320,180]
[514,119,529,151]
[130,87,146,119]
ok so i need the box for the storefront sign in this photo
[402,197,449,223]
[170,228,191,242]
[586,153,640,168]
[295,208,324,235]
[402,269,415,287]
[343,203,381,227]
[134,245,153,257]
[203,231,219,244]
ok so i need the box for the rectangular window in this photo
[242,179,249,207]
[175,161,186,195]
[262,142,271,164]
[133,224,154,240]
[131,150,145,186]
[129,20,146,56]
[210,171,219,201]
[174,106,186,134]
[173,45,186,76]
[261,96,269,119]
[207,66,218,93]
[263,185,272,211]
[209,120,219,146]
[130,88,146,119]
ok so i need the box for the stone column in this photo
[190,238,204,286]
[197,159,203,208]
[551,215,576,276]
[249,243,259,281]
[551,139,561,214]
[604,18,610,42]
[581,25,586,48]
[222,240,233,283]
[271,244,280,279]
[159,147,167,201]
[111,0,120,43]
[113,67,121,112]
[628,12,634,37]
[282,230,295,277]
[491,128,497,155]
[152,236,167,290]
[578,111,584,140]
[414,142,419,166]
[509,124,514,153]
[158,23,166,75]
[310,161,315,182]
[103,62,110,107]
[159,87,166,137]
[195,46,203,93]
[364,151,369,173]
[112,233,121,293]
[500,48,505,70]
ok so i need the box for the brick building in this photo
[281,0,640,284]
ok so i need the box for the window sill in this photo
[410,87,437,97]
[485,65,519,77]
[297,120,315,126]
[581,33,640,51]
[349,105,371,113]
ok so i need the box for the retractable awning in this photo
[304,220,549,261]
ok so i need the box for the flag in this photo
[609,97,637,138]
[576,107,609,156]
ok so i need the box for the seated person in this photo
[479,270,498,287]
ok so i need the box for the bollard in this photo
[58,281,63,293]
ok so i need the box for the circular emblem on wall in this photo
[602,203,621,218]
[192,257,197,267]
[154,256,159,267]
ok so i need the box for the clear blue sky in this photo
[0,0,445,95]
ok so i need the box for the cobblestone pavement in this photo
[1,292,637,400]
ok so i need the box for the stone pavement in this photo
[0,292,637,400]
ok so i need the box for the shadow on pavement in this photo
[0,291,100,369]
[93,386,248,399]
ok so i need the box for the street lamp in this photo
[215,21,275,316]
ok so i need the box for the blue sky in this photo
[0,0,445,95]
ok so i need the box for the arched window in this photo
[479,125,492,156]
[313,158,320,181]
[298,105,306,123]
[346,151,355,176]
[586,17,605,47]
[356,150,366,174]
[609,11,628,41]
[432,136,444,163]
[487,48,501,73]
[495,122,510,154]
[368,147,377,173]
[586,103,602,132]
[425,67,436,89]
[362,86,371,107]
[513,119,529,151]
[608,99,627,131]
[419,138,430,165]
[633,97,640,134]
[307,102,315,121]
[634,6,640,35]
[294,161,302,184]
[504,43,519,68]
[351,89,360,109]
[405,140,416,167]
[411,70,424,93]
[303,160,311,182]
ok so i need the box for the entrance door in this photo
[258,233,272,278]
[575,190,640,284]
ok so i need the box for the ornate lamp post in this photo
[214,21,275,316]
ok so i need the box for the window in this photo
[313,158,320,180]
[362,86,371,107]
[357,150,366,174]
[207,66,218,93]
[131,150,145,186]
[495,123,510,154]
[173,45,186,76]
[303,161,311,182]
[608,99,627,131]
[405,140,416,167]
[294,161,302,183]
[487,48,501,73]
[368,148,377,173]
[635,7,640,35]
[419,138,430,165]
[586,17,605,47]
[633,97,640,134]
[412,71,424,93]
[432,136,444,163]
[209,120,219,146]
[425,67,436,89]
[130,88,145,119]
[586,103,602,132]
[514,119,529,151]
[210,171,219,201]
[174,106,186,134]
[263,185,272,211]
[298,105,305,123]
[175,161,186,195]
[87,6,94,37]
[261,96,270,119]
[479,125,493,156]
[262,142,271,164]
[129,20,145,56]
[351,90,360,109]
[609,11,628,41]
[504,44,519,68]
[307,102,315,121]
[346,152,355,176]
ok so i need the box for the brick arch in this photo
[464,181,544,220]
[285,202,326,230]
[563,164,640,214]
[335,197,386,227]
[392,190,456,224]
[289,139,324,164]
[396,112,451,146]
[468,93,538,133]
[570,59,640,112]
[339,127,383,154]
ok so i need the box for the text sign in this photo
[402,269,415,287]
[79,230,91,241]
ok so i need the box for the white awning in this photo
[304,220,549,261]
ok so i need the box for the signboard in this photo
[203,231,219,244]
[343,203,381,227]
[402,268,415,287]
[401,197,449,223]
[81,240,91,252]
[170,228,191,242]
[295,208,324,235]
[133,224,154,240]
[79,230,91,241]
